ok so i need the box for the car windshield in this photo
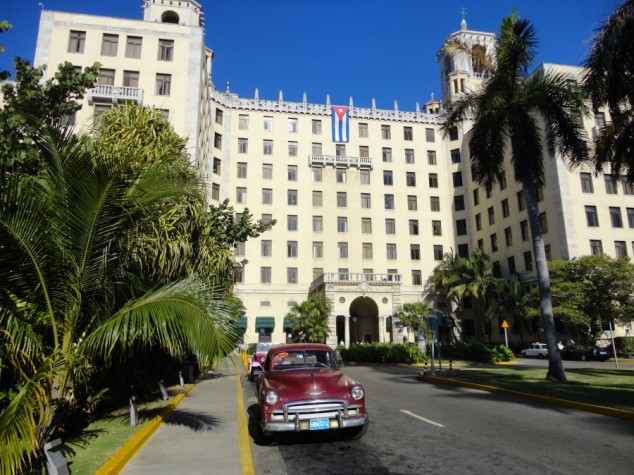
[271,350,338,370]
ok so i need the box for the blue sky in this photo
[0,0,621,110]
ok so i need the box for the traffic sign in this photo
[501,320,510,329]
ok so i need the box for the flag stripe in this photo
[332,106,349,142]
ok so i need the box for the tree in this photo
[395,301,434,342]
[485,275,530,343]
[442,12,589,381]
[286,293,332,343]
[0,123,241,473]
[584,0,634,182]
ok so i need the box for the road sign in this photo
[501,320,510,329]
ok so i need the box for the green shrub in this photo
[339,342,428,364]
[614,337,634,355]
[441,341,515,363]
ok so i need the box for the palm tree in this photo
[0,125,239,473]
[286,293,332,343]
[442,12,589,381]
[584,0,634,181]
[395,301,434,343]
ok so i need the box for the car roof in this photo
[268,343,333,353]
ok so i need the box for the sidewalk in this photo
[115,357,253,475]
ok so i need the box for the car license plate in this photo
[309,418,330,430]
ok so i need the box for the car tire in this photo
[522,352,527,357]
[538,353,544,358]
[581,354,587,362]
[248,369,254,382]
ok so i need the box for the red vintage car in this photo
[256,343,368,440]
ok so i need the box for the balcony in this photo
[87,85,144,105]
[308,154,373,169]
[310,272,402,293]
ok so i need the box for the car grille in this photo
[269,398,363,424]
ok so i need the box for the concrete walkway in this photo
[119,357,252,475]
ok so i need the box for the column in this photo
[344,315,350,348]
[378,316,385,343]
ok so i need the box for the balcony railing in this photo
[310,272,402,292]
[87,85,144,105]
[308,154,373,169]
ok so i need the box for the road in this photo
[244,364,634,475]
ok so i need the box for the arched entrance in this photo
[349,296,379,343]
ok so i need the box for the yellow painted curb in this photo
[419,374,634,421]
[95,384,196,475]
[235,361,256,475]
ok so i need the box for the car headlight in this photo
[350,386,365,401]
[264,391,279,405]
[259,356,266,363]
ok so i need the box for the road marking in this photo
[400,410,445,427]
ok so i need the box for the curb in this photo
[95,384,196,475]
[235,360,256,475]
[418,374,634,421]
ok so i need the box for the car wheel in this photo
[342,422,368,440]
[522,352,527,357]
[581,354,587,362]
[537,353,544,358]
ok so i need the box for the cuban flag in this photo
[332,106,349,142]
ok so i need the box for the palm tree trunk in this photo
[523,180,566,381]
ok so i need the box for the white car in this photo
[521,343,548,358]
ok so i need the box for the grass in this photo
[432,365,634,412]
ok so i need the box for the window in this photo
[453,172,463,187]
[213,158,221,174]
[473,189,479,206]
[507,256,516,274]
[359,123,368,137]
[385,219,395,234]
[214,133,222,149]
[520,220,529,241]
[68,31,86,53]
[580,172,594,193]
[410,244,421,260]
[477,239,484,251]
[262,164,273,179]
[234,241,245,257]
[262,214,273,224]
[585,206,599,227]
[448,127,459,141]
[101,34,118,56]
[311,167,322,182]
[622,177,634,195]
[337,192,347,208]
[287,165,297,181]
[475,213,482,231]
[409,219,419,235]
[595,111,606,128]
[430,196,440,211]
[589,240,603,255]
[335,144,346,157]
[336,168,347,183]
[260,267,271,283]
[98,68,115,86]
[313,216,323,232]
[363,243,373,259]
[236,187,246,203]
[386,243,397,259]
[540,212,549,233]
[383,171,393,186]
[263,140,273,155]
[501,199,510,218]
[238,138,248,154]
[456,219,467,236]
[450,149,461,163]
[155,73,171,95]
[610,207,623,227]
[517,191,526,211]
[605,174,618,194]
[381,124,391,139]
[125,36,142,58]
[123,70,139,87]
[404,126,413,141]
[312,119,322,134]
[288,141,298,157]
[287,267,298,284]
[425,128,435,142]
[287,190,298,206]
[261,240,272,257]
[361,193,371,209]
[287,241,298,258]
[362,217,372,233]
[338,242,349,259]
[412,270,423,285]
[313,241,323,258]
[433,245,443,260]
[405,149,415,164]
[628,208,634,228]
[454,195,465,211]
[505,227,513,247]
[287,215,298,231]
[488,206,495,225]
[158,39,174,61]
[408,195,418,211]
[406,172,416,186]
[313,268,324,280]
[359,146,369,158]
[384,194,394,209]
[93,104,111,125]
[427,150,437,165]
[432,220,441,236]
[312,143,322,155]
[616,241,628,258]
[382,147,392,162]
[211,183,220,201]
[312,191,323,206]
[337,217,348,233]
[499,172,507,190]
[288,118,298,133]
[429,173,439,188]
[360,169,371,185]
[237,162,247,178]
[239,114,249,130]
[490,233,498,252]
[524,251,533,271]
[262,188,273,204]
[263,116,274,131]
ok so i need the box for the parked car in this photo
[256,343,369,440]
[561,345,610,362]
[521,342,548,358]
[248,342,280,381]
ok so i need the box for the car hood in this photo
[266,368,360,399]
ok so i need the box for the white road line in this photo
[400,409,446,427]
